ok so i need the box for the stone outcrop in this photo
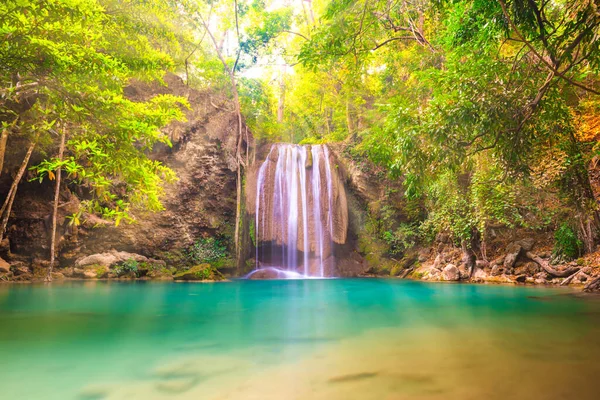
[0,73,250,278]
[75,250,164,269]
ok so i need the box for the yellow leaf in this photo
[48,170,55,180]
[115,217,121,227]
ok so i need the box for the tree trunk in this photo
[0,140,36,243]
[277,75,285,123]
[526,252,580,277]
[345,99,355,138]
[198,13,245,265]
[584,276,600,292]
[0,127,9,176]
[45,131,66,282]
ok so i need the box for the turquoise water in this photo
[1,279,599,399]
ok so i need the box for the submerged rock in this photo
[246,267,306,280]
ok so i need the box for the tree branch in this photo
[497,0,600,95]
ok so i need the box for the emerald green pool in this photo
[1,280,599,399]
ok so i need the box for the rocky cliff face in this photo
[0,74,250,279]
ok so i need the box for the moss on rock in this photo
[173,264,224,281]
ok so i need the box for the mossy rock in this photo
[94,265,109,278]
[173,264,224,281]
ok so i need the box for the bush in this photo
[113,258,139,277]
[382,223,419,257]
[185,237,228,265]
[553,223,582,260]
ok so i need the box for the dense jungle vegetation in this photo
[1,0,599,274]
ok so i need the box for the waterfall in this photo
[253,143,347,277]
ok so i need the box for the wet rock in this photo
[442,264,460,281]
[247,268,287,280]
[173,264,223,281]
[515,275,527,283]
[0,257,9,273]
[516,238,535,252]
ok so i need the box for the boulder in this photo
[83,270,97,279]
[472,267,489,280]
[514,262,540,276]
[475,259,490,269]
[74,250,166,277]
[173,264,223,281]
[71,268,86,278]
[490,255,505,267]
[458,263,471,280]
[515,275,527,283]
[433,254,444,270]
[516,238,535,252]
[75,250,150,268]
[0,257,10,273]
[442,264,460,281]
[503,242,522,271]
[418,248,430,263]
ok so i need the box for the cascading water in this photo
[251,143,347,278]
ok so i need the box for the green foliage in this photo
[185,237,228,265]
[553,223,582,260]
[194,266,213,280]
[382,223,419,257]
[113,258,139,277]
[264,0,600,255]
[1,0,192,223]
[249,219,256,247]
